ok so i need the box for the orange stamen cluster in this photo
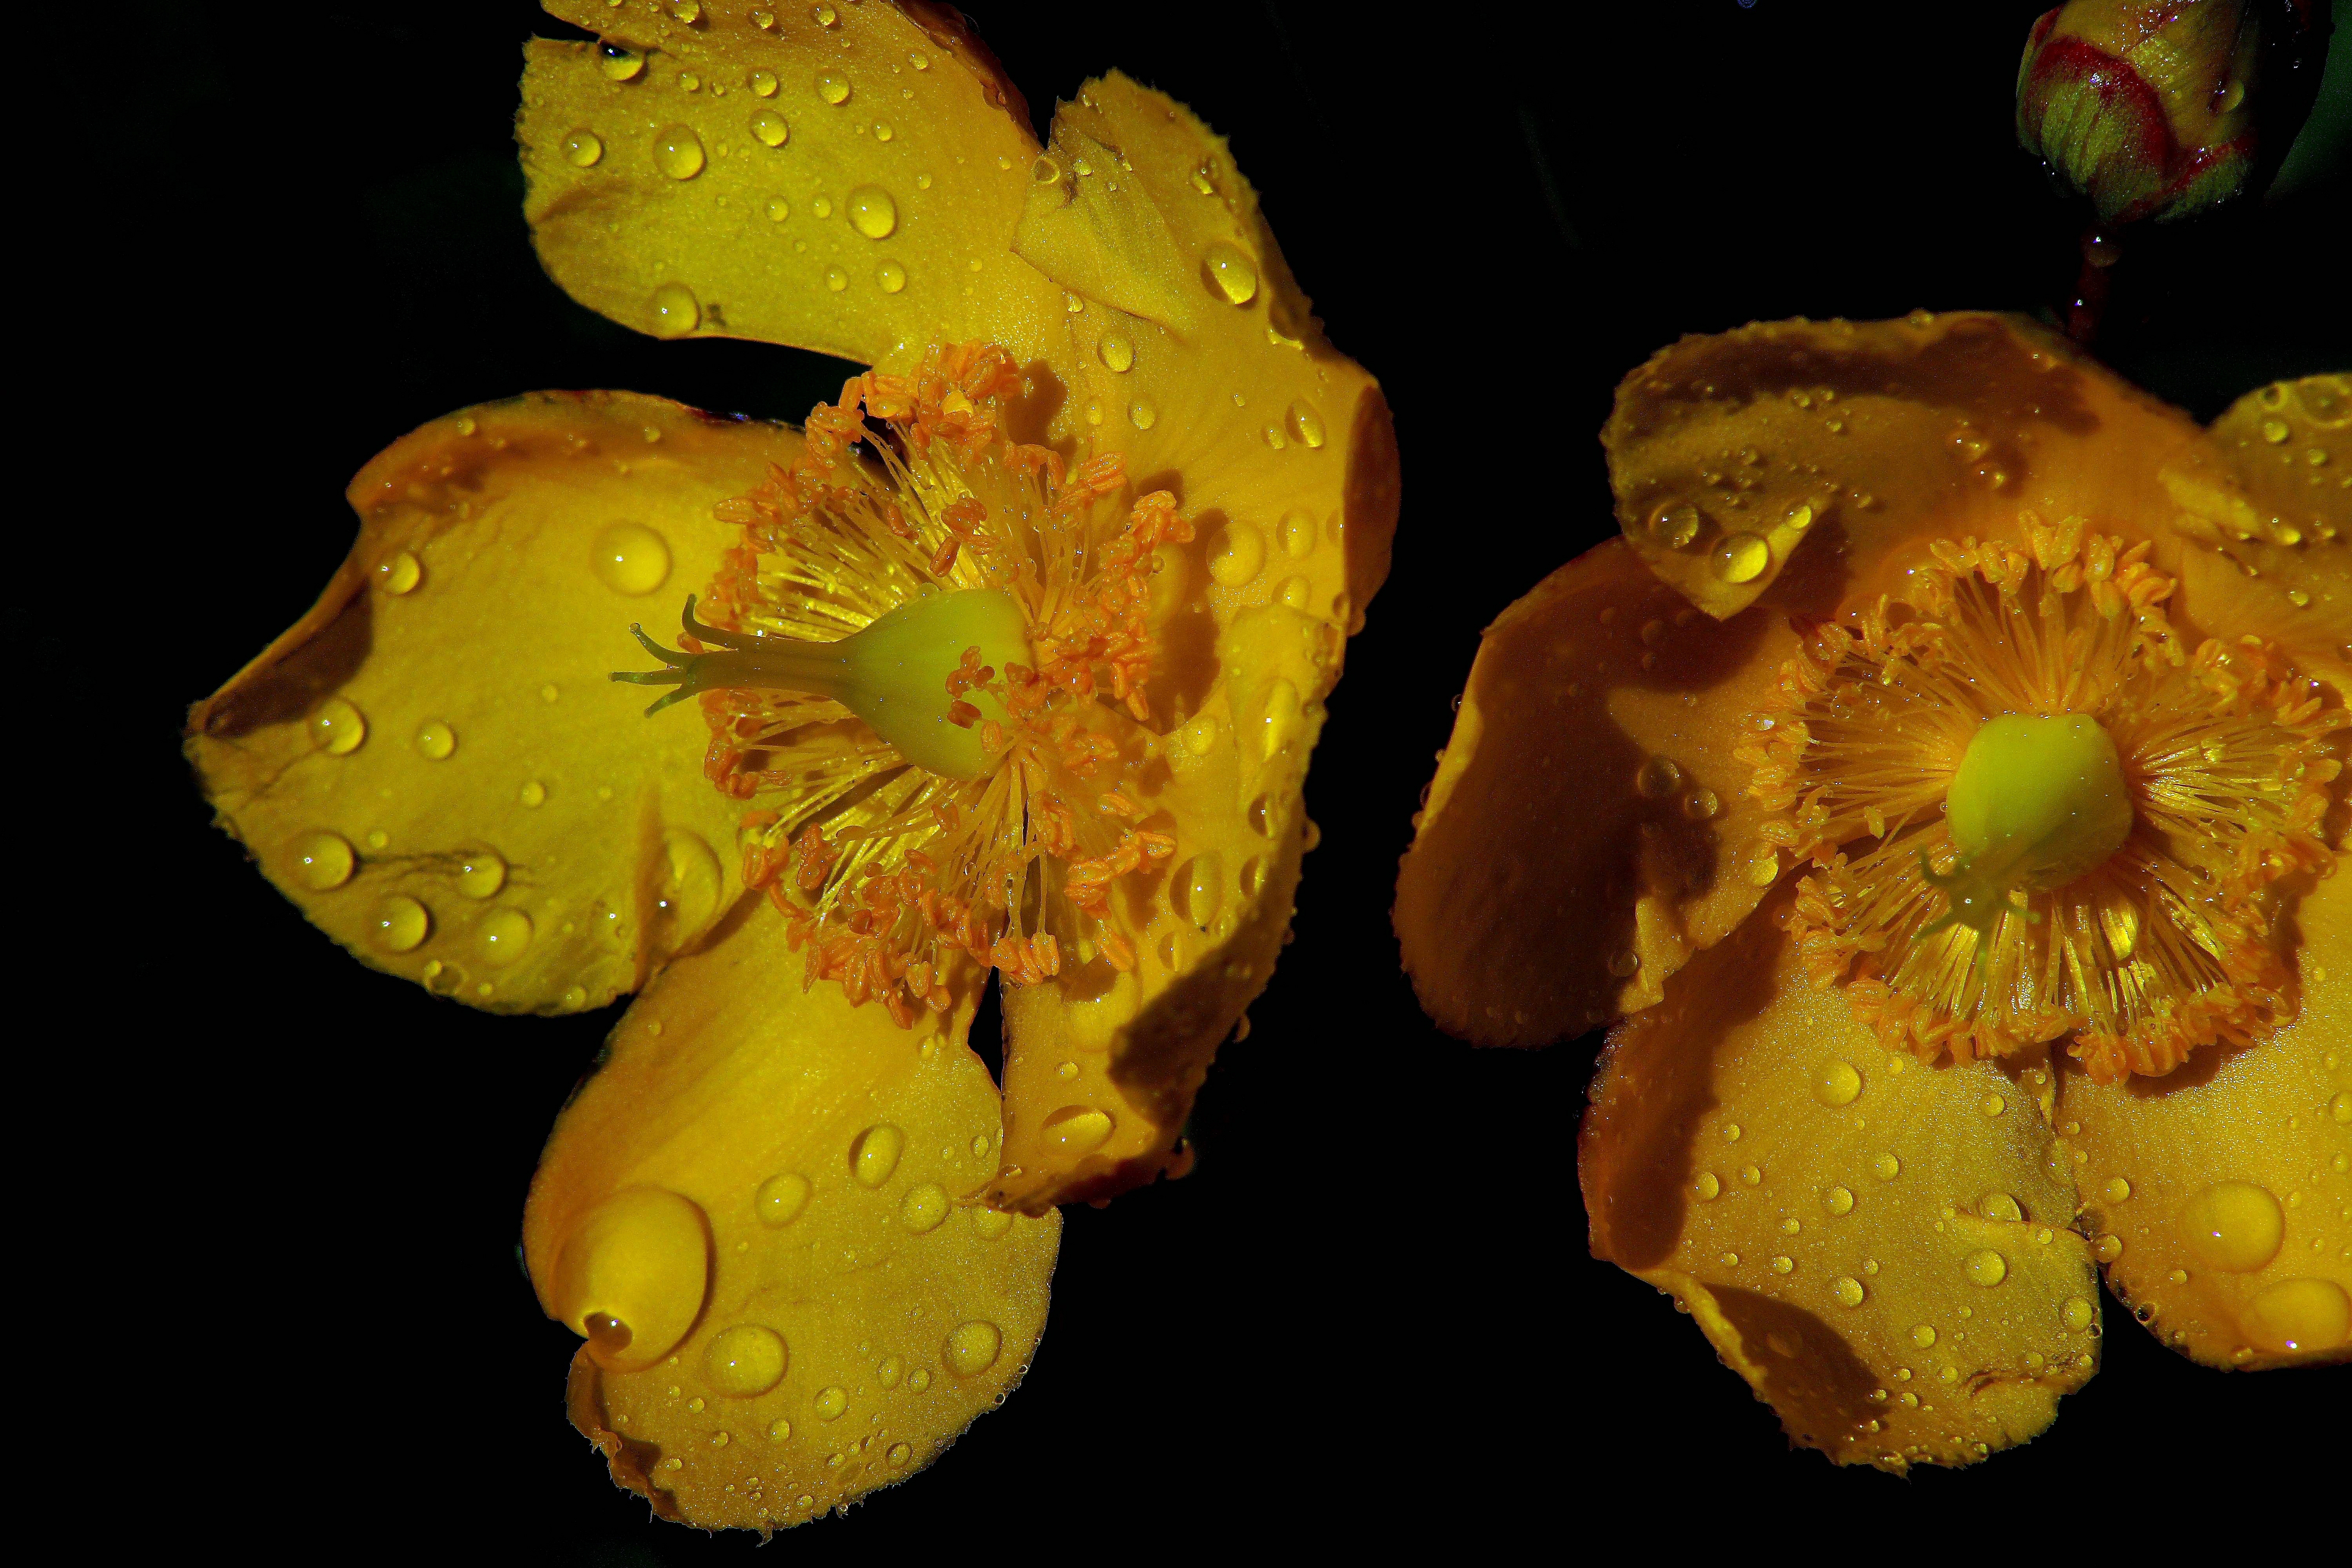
[691,343,1192,1025]
[1742,511,2344,1082]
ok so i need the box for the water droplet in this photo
[844,183,898,240]
[750,69,779,98]
[414,720,456,761]
[1645,503,1702,550]
[1200,241,1257,304]
[1286,402,1325,448]
[477,907,533,965]
[376,550,422,595]
[812,2,837,24]
[704,1324,788,1397]
[1695,1172,1721,1200]
[851,1123,905,1187]
[1823,1185,1855,1216]
[1783,502,1815,532]
[1179,713,1221,757]
[309,697,367,755]
[644,279,701,337]
[768,1416,793,1440]
[875,260,907,293]
[563,128,604,167]
[1811,1060,1862,1107]
[817,71,850,106]
[519,780,547,808]
[1712,531,1770,583]
[653,125,705,180]
[748,107,790,148]
[371,895,429,952]
[1982,1094,2006,1117]
[2102,1176,2132,1203]
[1833,1276,1866,1308]
[290,830,355,891]
[2329,1090,2350,1124]
[1041,1105,1114,1154]
[600,44,645,82]
[2061,1296,2096,1331]
[1873,1154,1901,1181]
[1744,842,1780,887]
[1259,678,1301,760]
[1097,332,1134,373]
[942,1319,1002,1376]
[1209,520,1265,587]
[1128,398,1158,430]
[755,1172,813,1228]
[887,1441,911,1466]
[1607,949,1641,978]
[2180,1180,2284,1272]
[593,521,672,595]
[1963,1249,2008,1287]
[972,1207,1013,1239]
[457,850,507,899]
[2261,417,2292,444]
[2243,1277,2350,1352]
[1635,756,1682,799]
[899,1182,949,1233]
[1739,1164,1761,1186]
[1980,1192,2024,1223]
[813,1386,848,1420]
[824,265,848,292]
[2095,1232,2125,1262]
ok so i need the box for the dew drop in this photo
[1041,1105,1114,1154]
[1646,503,1701,550]
[1963,1249,2009,1287]
[1208,521,1264,587]
[1712,531,1770,583]
[376,550,422,594]
[899,1182,949,1233]
[846,184,897,239]
[519,780,546,808]
[1200,241,1258,304]
[2102,1176,2132,1203]
[653,125,706,180]
[1286,401,1326,448]
[812,1386,848,1420]
[371,895,430,952]
[1812,1060,1862,1107]
[851,1123,905,1187]
[875,260,906,293]
[757,1172,811,1227]
[824,265,848,292]
[1833,1276,1866,1308]
[649,281,700,337]
[816,71,850,105]
[887,1441,911,1466]
[2180,1181,2284,1272]
[2244,1277,2350,1352]
[942,1320,1002,1376]
[1980,1192,2024,1223]
[750,69,778,97]
[414,720,456,761]
[289,831,355,891]
[457,850,507,899]
[1823,1185,1855,1216]
[1097,333,1134,373]
[593,521,672,595]
[972,1207,1013,1239]
[704,1325,788,1397]
[1634,756,1682,799]
[563,129,604,167]
[599,44,645,82]
[1695,1172,1721,1200]
[477,907,533,965]
[309,697,367,755]
[1128,398,1158,430]
[749,109,789,147]
[1180,713,1221,757]
[768,1417,792,1440]
[1873,1153,1902,1181]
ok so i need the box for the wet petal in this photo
[975,76,1396,1207]
[1580,899,2100,1469]
[2058,859,2352,1369]
[1605,311,2206,617]
[526,901,1058,1530]
[187,392,795,1011]
[522,0,1065,369]
[2159,374,2352,673]
[1396,539,1823,1046]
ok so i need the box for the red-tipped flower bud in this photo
[2017,0,2319,223]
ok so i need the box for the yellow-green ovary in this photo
[1936,713,2133,930]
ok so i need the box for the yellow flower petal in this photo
[1396,539,1810,1046]
[2058,857,2352,1369]
[1580,900,2100,1469]
[527,899,1058,1530]
[971,76,1397,1206]
[186,392,792,1011]
[2158,374,2352,672]
[521,0,1065,369]
[1604,311,2205,617]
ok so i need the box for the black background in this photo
[113,1,2347,1559]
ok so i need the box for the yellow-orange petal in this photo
[2058,856,2352,1370]
[1604,311,2206,618]
[522,0,1065,371]
[2158,374,2352,674]
[185,392,791,1012]
[1580,898,2100,1470]
[526,899,1058,1530]
[1396,538,1820,1046]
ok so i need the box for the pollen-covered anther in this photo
[637,341,1194,1024]
[1740,513,2346,1081]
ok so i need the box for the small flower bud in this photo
[2016,0,2322,223]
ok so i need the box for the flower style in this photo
[1396,310,2347,1468]
[186,0,1396,1530]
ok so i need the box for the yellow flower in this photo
[1397,311,2348,1468]
[186,1,1397,1530]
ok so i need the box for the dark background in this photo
[107,1,2345,1559]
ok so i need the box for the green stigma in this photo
[1926,713,2134,935]
[615,588,1032,780]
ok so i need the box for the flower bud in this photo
[2016,0,2321,223]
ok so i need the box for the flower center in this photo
[618,587,1031,779]
[1746,512,2344,1082]
[1931,713,2134,931]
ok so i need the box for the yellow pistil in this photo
[1928,713,2135,934]
[1742,512,2344,1081]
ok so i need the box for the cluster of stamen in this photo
[655,343,1192,1024]
[1740,511,2344,1081]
